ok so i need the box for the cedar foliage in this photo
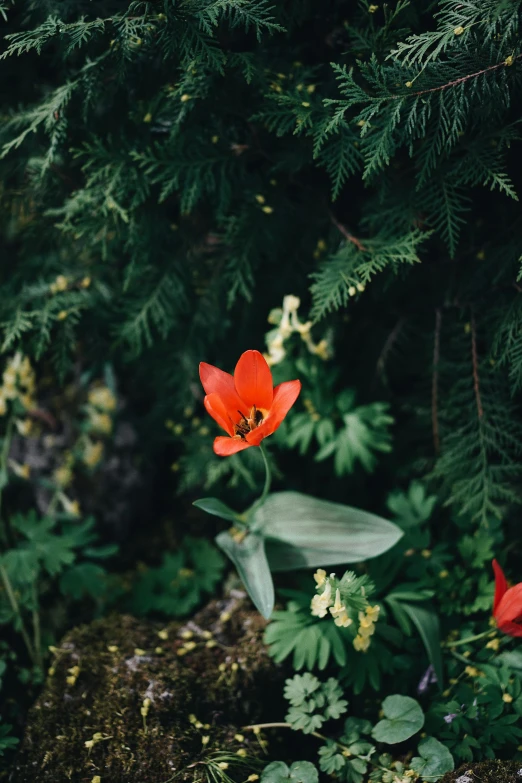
[1,0,522,522]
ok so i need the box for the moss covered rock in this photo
[10,594,282,782]
[440,761,522,783]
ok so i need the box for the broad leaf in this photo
[371,695,424,744]
[410,737,454,780]
[399,601,443,689]
[251,492,402,570]
[215,530,274,619]
[193,497,242,523]
[261,760,319,783]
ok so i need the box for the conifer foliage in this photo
[1,0,522,521]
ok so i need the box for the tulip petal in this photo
[246,379,301,446]
[213,436,252,457]
[204,393,235,436]
[234,350,273,411]
[493,559,508,613]
[200,362,248,421]
[495,583,522,636]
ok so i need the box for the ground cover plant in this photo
[1,0,522,779]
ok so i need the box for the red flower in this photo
[492,559,522,637]
[199,350,301,456]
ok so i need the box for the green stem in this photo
[445,629,494,647]
[0,562,36,665]
[258,443,271,507]
[31,580,43,670]
[0,415,40,670]
[243,723,392,776]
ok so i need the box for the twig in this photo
[432,309,441,454]
[402,54,522,99]
[375,316,406,381]
[470,314,483,419]
[329,212,366,251]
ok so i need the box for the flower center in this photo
[233,406,265,439]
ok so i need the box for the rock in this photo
[441,761,522,783]
[9,594,282,782]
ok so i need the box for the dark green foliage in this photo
[3,0,522,773]
[129,537,225,616]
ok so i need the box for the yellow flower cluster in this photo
[264,295,331,367]
[0,353,36,415]
[81,383,117,469]
[311,569,380,651]
[353,605,380,653]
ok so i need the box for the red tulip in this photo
[199,350,301,456]
[492,559,522,637]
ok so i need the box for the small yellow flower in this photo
[313,569,327,587]
[201,736,210,746]
[92,777,101,783]
[486,638,500,651]
[234,734,245,742]
[180,94,191,102]
[55,275,68,292]
[158,629,169,640]
[211,135,219,143]
[465,666,481,678]
[301,101,310,108]
[60,495,81,516]
[0,395,6,416]
[503,692,513,703]
[9,461,30,479]
[134,648,146,656]
[311,581,333,618]
[439,570,449,579]
[184,641,196,651]
[330,589,352,628]
[262,206,274,214]
[247,776,259,782]
[143,112,152,123]
[236,749,247,757]
[454,25,465,35]
[353,634,371,652]
[15,418,32,437]
[90,412,113,435]
[81,276,91,288]
[20,393,34,409]
[57,310,68,321]
[255,194,266,204]
[206,640,217,648]
[84,739,94,749]
[217,762,229,770]
[366,605,380,622]
[83,440,104,468]
[369,4,378,12]
[405,81,413,88]
[107,645,118,653]
[220,611,231,623]
[54,465,73,487]
[88,386,117,412]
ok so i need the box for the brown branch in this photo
[329,212,366,251]
[375,317,406,381]
[402,54,522,100]
[470,314,483,419]
[432,309,441,455]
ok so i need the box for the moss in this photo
[9,596,282,782]
[440,760,522,783]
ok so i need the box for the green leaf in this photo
[371,695,424,744]
[261,760,319,783]
[193,497,242,523]
[398,601,443,689]
[215,530,274,619]
[59,563,107,599]
[252,492,402,570]
[410,737,454,781]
